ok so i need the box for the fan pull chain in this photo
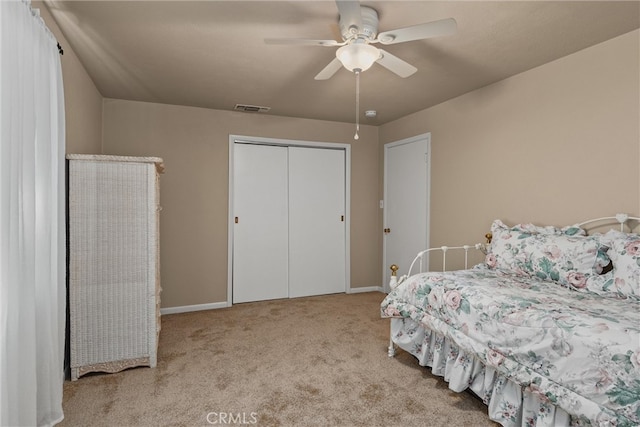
[354,70,360,140]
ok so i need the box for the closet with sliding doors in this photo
[230,139,348,303]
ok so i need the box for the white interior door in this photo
[288,147,346,298]
[233,143,289,303]
[383,134,430,290]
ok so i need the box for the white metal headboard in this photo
[406,244,487,277]
[389,243,487,290]
[576,213,640,232]
[389,213,639,291]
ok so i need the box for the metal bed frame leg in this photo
[387,264,399,357]
[388,334,396,357]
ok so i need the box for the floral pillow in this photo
[503,221,586,237]
[486,219,608,288]
[588,230,640,298]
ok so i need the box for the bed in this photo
[381,214,640,427]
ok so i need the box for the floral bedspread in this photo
[380,266,640,426]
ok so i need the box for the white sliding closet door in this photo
[233,144,289,303]
[288,147,346,298]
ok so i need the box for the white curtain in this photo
[0,0,66,426]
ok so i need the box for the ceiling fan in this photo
[264,0,457,80]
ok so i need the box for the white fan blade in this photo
[315,57,343,80]
[377,18,457,45]
[336,0,363,34]
[376,49,417,78]
[264,38,343,47]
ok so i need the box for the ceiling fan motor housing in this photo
[340,6,379,41]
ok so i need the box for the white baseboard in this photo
[347,286,384,294]
[160,301,229,315]
[162,289,385,314]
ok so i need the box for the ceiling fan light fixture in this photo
[336,43,379,72]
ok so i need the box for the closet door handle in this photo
[341,215,344,222]
[235,217,239,224]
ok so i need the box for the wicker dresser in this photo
[67,154,164,380]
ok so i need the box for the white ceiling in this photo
[44,1,640,125]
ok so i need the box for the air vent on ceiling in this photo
[234,104,271,113]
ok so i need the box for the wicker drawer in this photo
[67,155,163,380]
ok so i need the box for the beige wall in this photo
[101,101,380,308]
[380,29,640,268]
[38,2,103,154]
[41,0,639,307]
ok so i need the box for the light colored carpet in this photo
[59,292,496,426]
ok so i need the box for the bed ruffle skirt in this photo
[390,318,573,427]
